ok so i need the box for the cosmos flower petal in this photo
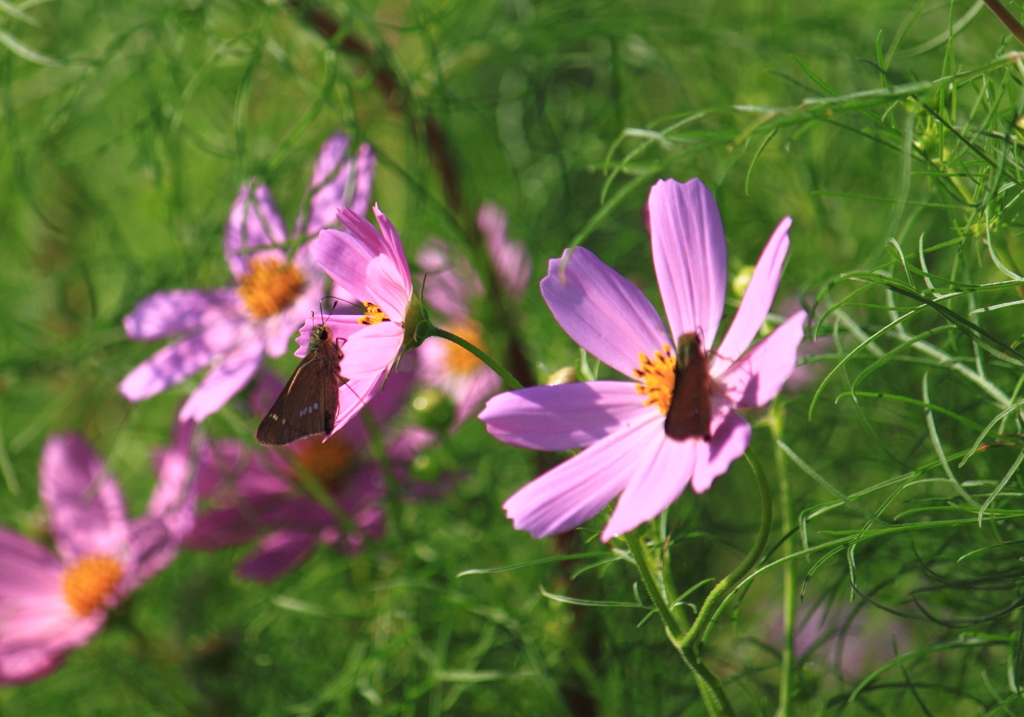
[261,270,327,359]
[118,319,238,402]
[122,289,239,341]
[296,314,365,357]
[312,228,375,302]
[648,178,727,344]
[302,133,352,236]
[503,418,662,538]
[130,422,197,584]
[480,382,653,451]
[718,310,806,409]
[224,182,288,281]
[691,412,751,494]
[336,321,405,380]
[236,530,318,583]
[39,434,129,563]
[349,143,377,218]
[328,375,389,439]
[0,645,65,685]
[601,428,697,541]
[178,335,265,422]
[366,254,413,320]
[479,202,531,298]
[541,247,670,378]
[712,217,792,369]
[0,530,62,598]
[372,205,413,293]
[0,605,104,685]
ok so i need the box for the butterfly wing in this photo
[664,333,712,441]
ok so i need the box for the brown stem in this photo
[983,0,1024,45]
[289,1,535,388]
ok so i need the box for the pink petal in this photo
[236,530,318,582]
[39,434,129,563]
[417,238,476,320]
[540,247,670,378]
[365,254,412,320]
[301,133,352,237]
[224,182,288,281]
[371,205,412,294]
[312,228,375,304]
[718,310,806,409]
[337,321,404,380]
[648,178,728,345]
[0,646,64,684]
[601,427,698,541]
[118,319,239,402]
[691,411,751,494]
[122,289,239,341]
[145,421,197,538]
[123,517,172,591]
[503,416,662,539]
[449,366,502,427]
[185,504,271,549]
[329,374,389,439]
[712,217,792,370]
[479,381,652,451]
[0,530,62,598]
[479,202,531,298]
[260,266,327,358]
[349,143,376,218]
[178,333,265,422]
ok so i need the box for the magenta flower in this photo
[119,133,376,423]
[416,203,531,425]
[184,358,416,581]
[0,426,196,683]
[479,178,806,542]
[295,204,414,436]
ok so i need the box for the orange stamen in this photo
[358,302,391,325]
[63,555,124,616]
[238,258,305,318]
[633,345,676,414]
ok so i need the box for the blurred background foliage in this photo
[5,0,1024,714]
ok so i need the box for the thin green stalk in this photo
[771,405,796,717]
[679,451,773,650]
[431,326,523,390]
[624,530,734,717]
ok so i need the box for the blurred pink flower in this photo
[119,134,376,423]
[0,426,196,684]
[417,203,531,426]
[185,358,419,582]
[479,178,806,542]
[297,204,413,437]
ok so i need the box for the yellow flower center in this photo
[63,555,124,617]
[633,345,676,414]
[237,258,305,318]
[445,321,485,376]
[358,302,392,325]
[291,435,355,487]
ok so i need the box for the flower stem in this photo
[771,405,797,717]
[430,326,524,390]
[624,530,734,717]
[678,451,773,652]
[983,0,1024,46]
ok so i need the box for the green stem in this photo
[430,326,523,390]
[624,531,734,717]
[679,452,772,651]
[771,406,796,717]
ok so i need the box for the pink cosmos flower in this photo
[0,426,196,683]
[119,133,376,423]
[416,203,531,426]
[184,358,417,581]
[295,204,414,437]
[479,178,806,542]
